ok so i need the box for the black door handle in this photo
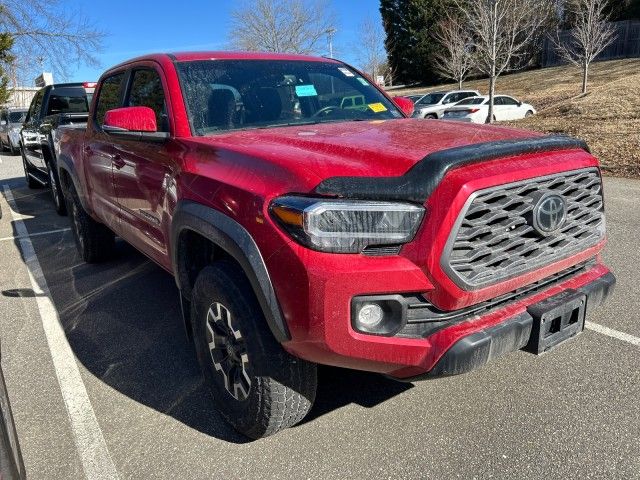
[112,154,126,169]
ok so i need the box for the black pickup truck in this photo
[20,82,95,214]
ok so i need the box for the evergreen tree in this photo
[0,34,14,105]
[380,0,455,85]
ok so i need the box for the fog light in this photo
[358,304,385,329]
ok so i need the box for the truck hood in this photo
[186,118,539,185]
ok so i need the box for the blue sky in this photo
[64,0,382,82]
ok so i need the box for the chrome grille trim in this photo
[441,168,605,290]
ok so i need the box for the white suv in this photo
[410,90,481,119]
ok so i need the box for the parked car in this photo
[20,82,96,214]
[443,95,536,123]
[0,108,28,155]
[0,343,26,480]
[57,51,614,439]
[410,90,481,119]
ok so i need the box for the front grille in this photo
[442,168,605,290]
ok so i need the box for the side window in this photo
[502,97,520,106]
[127,69,169,132]
[494,97,505,106]
[461,92,475,100]
[26,90,44,122]
[95,73,125,126]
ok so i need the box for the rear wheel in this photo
[66,183,114,263]
[47,162,67,215]
[191,262,317,439]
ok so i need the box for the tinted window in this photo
[416,93,445,105]
[9,111,26,123]
[127,69,169,132]
[177,60,401,135]
[501,97,520,106]
[46,87,90,115]
[95,73,125,126]
[494,97,505,106]
[27,90,44,121]
[457,98,486,106]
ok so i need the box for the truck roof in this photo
[110,51,341,70]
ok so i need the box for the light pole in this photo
[326,28,337,58]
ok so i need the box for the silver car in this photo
[411,90,481,119]
[0,108,28,155]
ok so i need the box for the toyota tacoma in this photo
[56,52,615,439]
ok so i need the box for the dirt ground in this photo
[393,59,640,178]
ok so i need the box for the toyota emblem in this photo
[533,194,567,235]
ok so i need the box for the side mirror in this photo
[0,120,6,126]
[104,106,157,132]
[103,106,168,142]
[393,97,415,117]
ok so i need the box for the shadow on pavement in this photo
[2,179,412,443]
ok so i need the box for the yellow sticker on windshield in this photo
[368,103,387,113]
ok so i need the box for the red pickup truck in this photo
[56,52,615,439]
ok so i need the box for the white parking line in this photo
[0,227,71,242]
[2,185,120,480]
[586,322,640,348]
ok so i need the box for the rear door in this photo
[111,65,174,268]
[84,72,126,230]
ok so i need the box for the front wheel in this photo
[191,262,317,439]
[21,149,39,189]
[525,110,534,118]
[47,162,67,215]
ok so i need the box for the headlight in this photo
[270,196,425,253]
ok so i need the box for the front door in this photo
[21,90,46,172]
[111,66,174,269]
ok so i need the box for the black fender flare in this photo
[171,201,291,343]
[56,152,89,211]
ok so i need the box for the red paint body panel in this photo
[60,52,613,379]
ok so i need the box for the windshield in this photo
[176,60,402,135]
[8,111,26,123]
[416,93,445,106]
[456,98,486,106]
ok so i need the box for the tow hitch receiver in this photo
[524,290,587,354]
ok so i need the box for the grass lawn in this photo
[392,59,640,178]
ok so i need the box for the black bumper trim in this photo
[396,272,616,382]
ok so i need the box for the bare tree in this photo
[458,0,552,123]
[228,0,336,55]
[353,16,387,81]
[554,0,616,94]
[0,0,104,83]
[432,16,474,90]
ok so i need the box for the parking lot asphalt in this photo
[0,152,638,480]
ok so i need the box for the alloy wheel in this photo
[205,302,251,401]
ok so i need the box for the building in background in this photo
[2,72,54,108]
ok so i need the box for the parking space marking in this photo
[2,185,120,480]
[0,227,71,242]
[586,322,640,348]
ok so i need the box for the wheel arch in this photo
[172,201,291,343]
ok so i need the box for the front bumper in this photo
[396,272,615,381]
[276,255,614,379]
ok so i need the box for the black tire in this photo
[525,110,534,118]
[47,161,67,215]
[191,262,317,439]
[21,148,39,189]
[425,114,438,119]
[65,183,115,263]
